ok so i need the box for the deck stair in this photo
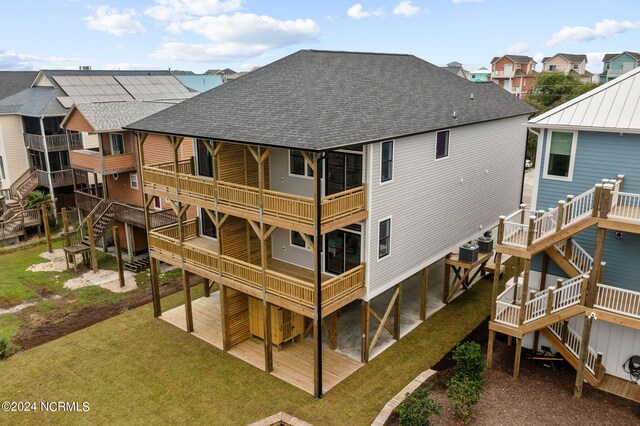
[81,207,115,246]
[0,208,41,242]
[9,168,39,204]
[541,321,605,386]
[125,256,150,273]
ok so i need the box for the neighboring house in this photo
[487,66,640,401]
[173,73,223,92]
[0,71,38,198]
[598,51,640,83]
[490,55,537,97]
[541,53,593,83]
[0,69,193,216]
[441,61,469,79]
[468,67,491,82]
[60,100,194,267]
[126,49,535,397]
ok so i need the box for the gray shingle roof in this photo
[70,100,179,132]
[491,55,535,64]
[0,86,67,116]
[126,50,536,151]
[0,71,38,101]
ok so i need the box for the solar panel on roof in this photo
[114,75,191,100]
[53,75,135,103]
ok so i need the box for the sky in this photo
[1,0,639,74]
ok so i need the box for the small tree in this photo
[23,190,52,210]
[452,341,485,381]
[446,342,486,422]
[396,386,442,426]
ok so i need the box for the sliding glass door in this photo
[325,228,361,275]
[325,152,362,196]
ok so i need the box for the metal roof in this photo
[528,66,640,132]
[127,49,535,151]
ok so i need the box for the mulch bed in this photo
[12,275,203,350]
[386,319,640,425]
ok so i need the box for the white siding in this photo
[271,228,314,270]
[82,132,100,149]
[0,115,29,189]
[366,114,528,298]
[269,148,313,197]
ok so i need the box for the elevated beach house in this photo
[487,65,640,402]
[126,50,535,396]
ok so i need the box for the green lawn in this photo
[0,263,513,425]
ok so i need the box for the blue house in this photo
[487,65,640,401]
[598,51,640,83]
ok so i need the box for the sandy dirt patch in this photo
[27,249,80,272]
[64,269,138,293]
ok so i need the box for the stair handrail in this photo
[551,275,587,313]
[64,199,108,245]
[562,186,596,227]
[556,239,594,275]
[10,168,37,201]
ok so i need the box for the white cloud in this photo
[151,41,267,62]
[145,0,243,21]
[0,50,83,70]
[546,19,640,47]
[168,13,320,46]
[347,4,383,19]
[452,0,483,3]
[507,41,529,54]
[393,1,421,16]
[532,52,545,64]
[102,62,162,70]
[84,6,146,37]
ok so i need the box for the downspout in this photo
[315,152,325,398]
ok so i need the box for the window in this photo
[152,196,162,210]
[380,141,393,183]
[548,64,557,71]
[291,231,306,248]
[545,131,575,179]
[289,150,318,177]
[130,173,138,189]
[110,133,125,154]
[196,139,213,177]
[573,64,579,70]
[0,156,5,180]
[435,130,449,159]
[200,208,217,239]
[378,218,391,259]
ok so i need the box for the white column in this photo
[39,118,56,217]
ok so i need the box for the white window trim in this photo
[376,216,392,261]
[542,130,578,182]
[289,230,312,251]
[288,150,313,179]
[110,133,125,154]
[129,173,138,190]
[379,140,394,185]
[434,129,451,161]
[152,196,162,211]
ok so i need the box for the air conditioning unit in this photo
[459,242,479,263]
[476,234,494,253]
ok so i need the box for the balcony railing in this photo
[149,221,365,315]
[143,160,367,233]
[74,190,177,229]
[36,169,74,188]
[491,70,515,78]
[70,149,136,174]
[24,133,83,152]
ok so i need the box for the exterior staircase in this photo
[9,168,39,204]
[125,256,150,273]
[80,208,115,247]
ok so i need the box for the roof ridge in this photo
[307,49,412,57]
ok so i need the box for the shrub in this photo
[0,338,8,360]
[23,190,52,210]
[446,375,483,422]
[396,386,442,426]
[452,341,485,381]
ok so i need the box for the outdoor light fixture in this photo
[616,232,623,240]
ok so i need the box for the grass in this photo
[0,263,514,425]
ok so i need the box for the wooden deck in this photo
[161,296,363,394]
[598,374,640,403]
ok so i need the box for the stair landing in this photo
[597,374,640,402]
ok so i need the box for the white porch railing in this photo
[595,283,640,319]
[608,191,640,222]
[524,290,549,323]
[533,208,558,242]
[562,187,595,226]
[495,301,520,327]
[551,275,585,313]
[548,322,598,374]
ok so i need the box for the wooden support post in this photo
[486,329,496,369]
[62,207,73,264]
[513,337,523,379]
[556,201,565,232]
[592,184,602,218]
[574,315,594,397]
[264,301,273,372]
[599,262,605,284]
[149,256,161,317]
[393,283,402,340]
[86,215,98,273]
[362,300,370,363]
[113,225,125,288]
[21,212,26,238]
[545,287,555,315]
[42,204,52,253]
[561,320,569,344]
[490,252,503,322]
[420,266,429,321]
[203,278,211,297]
[329,311,337,350]
[183,269,193,332]
[443,253,451,303]
[220,284,229,351]
[518,259,531,325]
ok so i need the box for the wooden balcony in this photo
[70,149,136,175]
[24,132,83,152]
[143,161,367,234]
[36,169,74,188]
[149,220,365,317]
[74,190,177,229]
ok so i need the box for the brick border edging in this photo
[370,369,438,426]
[247,411,314,426]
